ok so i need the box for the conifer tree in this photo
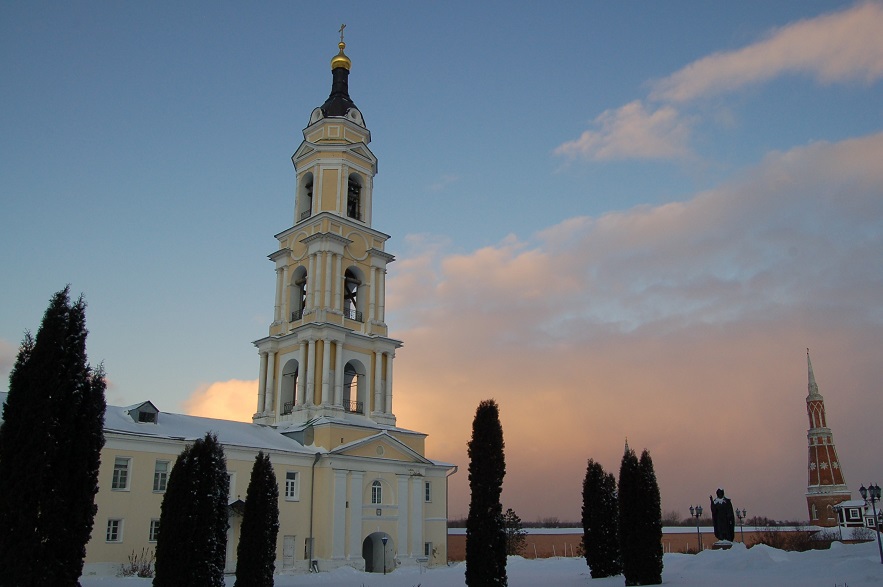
[234,452,280,587]
[154,433,229,587]
[502,508,527,556]
[618,445,641,586]
[636,450,663,584]
[0,287,106,587]
[465,399,507,587]
[582,459,621,578]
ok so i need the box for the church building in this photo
[9,34,456,576]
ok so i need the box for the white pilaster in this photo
[324,252,333,309]
[307,253,316,310]
[281,265,290,323]
[378,269,386,323]
[348,471,364,559]
[274,268,283,322]
[335,254,343,311]
[368,267,376,323]
[396,475,409,555]
[332,469,348,559]
[409,476,424,557]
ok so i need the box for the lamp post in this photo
[381,535,389,575]
[689,505,703,553]
[859,483,883,565]
[735,508,747,543]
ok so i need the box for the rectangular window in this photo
[424,541,433,557]
[285,471,299,500]
[106,519,123,542]
[112,457,130,490]
[153,460,169,492]
[424,481,432,503]
[149,519,160,542]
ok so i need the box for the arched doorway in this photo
[361,532,394,573]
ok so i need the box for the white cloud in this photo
[554,101,692,161]
[183,379,257,422]
[651,2,883,103]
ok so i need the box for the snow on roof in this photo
[104,401,317,454]
[277,413,425,437]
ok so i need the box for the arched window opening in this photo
[347,175,362,221]
[299,173,314,222]
[290,267,307,321]
[343,268,363,322]
[281,360,298,415]
[343,363,363,413]
[371,480,382,505]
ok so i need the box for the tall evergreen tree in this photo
[0,287,106,587]
[618,445,641,586]
[154,433,229,587]
[636,450,663,585]
[234,452,280,587]
[582,459,621,578]
[465,399,507,587]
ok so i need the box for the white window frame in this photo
[149,518,160,542]
[424,480,432,503]
[112,457,131,491]
[424,541,433,557]
[153,460,169,492]
[106,519,123,542]
[285,471,300,501]
[371,480,382,505]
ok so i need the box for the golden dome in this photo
[331,41,351,71]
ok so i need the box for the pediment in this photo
[331,431,431,464]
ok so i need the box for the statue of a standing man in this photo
[709,488,736,542]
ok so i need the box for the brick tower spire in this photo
[805,349,850,526]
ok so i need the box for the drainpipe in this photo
[308,452,322,571]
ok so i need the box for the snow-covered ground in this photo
[81,541,883,586]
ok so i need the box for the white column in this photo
[348,471,364,559]
[257,351,268,413]
[265,351,276,417]
[306,339,316,405]
[335,254,343,311]
[368,267,376,323]
[274,268,283,322]
[324,252,333,309]
[373,352,383,414]
[281,265,290,322]
[410,476,424,558]
[378,269,386,323]
[296,341,307,406]
[307,253,316,310]
[334,340,344,406]
[321,338,331,405]
[332,469,348,559]
[396,475,409,556]
[384,353,394,414]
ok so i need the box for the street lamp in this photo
[735,508,747,543]
[689,505,703,553]
[381,535,389,575]
[859,483,883,565]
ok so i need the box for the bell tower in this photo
[253,30,400,428]
[804,349,850,526]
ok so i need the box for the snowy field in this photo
[81,541,883,587]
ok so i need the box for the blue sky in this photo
[2,1,882,522]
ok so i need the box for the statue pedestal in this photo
[711,541,733,550]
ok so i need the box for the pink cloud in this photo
[554,101,692,162]
[650,2,883,103]
[183,379,258,423]
[390,132,883,522]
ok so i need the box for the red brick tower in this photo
[805,349,850,526]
